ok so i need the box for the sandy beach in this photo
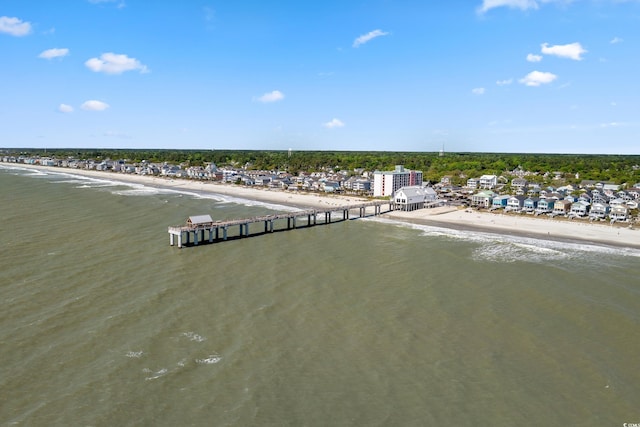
[6,163,640,249]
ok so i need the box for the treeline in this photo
[6,148,640,186]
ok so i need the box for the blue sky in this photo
[1,0,639,153]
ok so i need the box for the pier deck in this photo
[168,200,393,248]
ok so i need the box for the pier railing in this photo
[168,200,393,248]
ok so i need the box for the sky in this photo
[1,0,639,154]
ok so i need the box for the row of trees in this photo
[5,149,640,186]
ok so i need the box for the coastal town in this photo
[3,153,639,225]
[5,155,640,225]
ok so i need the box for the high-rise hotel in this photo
[373,165,423,197]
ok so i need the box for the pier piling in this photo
[168,200,394,248]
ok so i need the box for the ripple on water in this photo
[195,355,222,365]
[125,351,144,358]
[143,368,168,381]
[181,331,206,342]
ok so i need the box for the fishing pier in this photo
[168,200,393,248]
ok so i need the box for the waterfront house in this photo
[254,175,273,186]
[122,164,136,174]
[589,202,609,220]
[552,199,572,216]
[276,176,293,189]
[471,190,495,208]
[523,197,539,212]
[610,204,629,221]
[570,200,590,217]
[535,198,555,215]
[505,195,526,212]
[161,165,183,177]
[491,195,510,210]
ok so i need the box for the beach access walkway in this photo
[168,200,393,248]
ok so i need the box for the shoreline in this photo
[384,208,640,250]
[4,163,640,250]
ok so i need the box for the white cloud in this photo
[39,48,70,60]
[256,90,284,103]
[477,0,571,14]
[81,100,110,111]
[0,16,32,36]
[85,52,149,74]
[323,118,345,129]
[472,87,486,95]
[519,70,557,86]
[88,0,126,8]
[58,104,74,113]
[541,42,587,60]
[353,29,389,48]
[600,122,623,128]
[527,53,542,62]
[610,37,623,44]
[496,78,513,86]
[478,0,538,13]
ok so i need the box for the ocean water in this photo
[1,165,640,427]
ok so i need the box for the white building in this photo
[373,165,423,197]
[478,175,498,189]
[393,186,437,211]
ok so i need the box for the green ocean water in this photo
[1,165,640,427]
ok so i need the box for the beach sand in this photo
[386,206,639,249]
[7,164,640,249]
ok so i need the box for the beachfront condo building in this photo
[373,165,423,197]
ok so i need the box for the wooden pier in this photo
[168,200,393,248]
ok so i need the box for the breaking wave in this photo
[371,216,640,262]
